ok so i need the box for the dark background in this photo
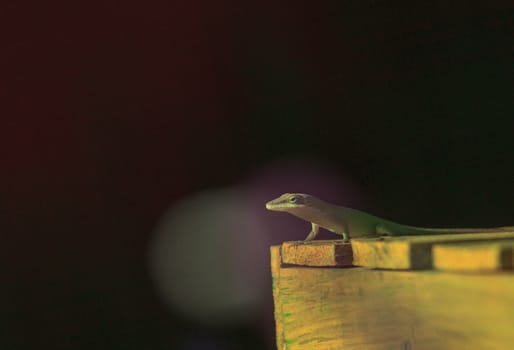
[1,1,513,349]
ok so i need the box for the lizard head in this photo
[266,193,337,230]
[265,193,314,212]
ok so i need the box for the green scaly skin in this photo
[265,193,513,242]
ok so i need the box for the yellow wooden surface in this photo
[433,240,514,272]
[270,246,284,350]
[351,231,514,269]
[271,245,514,350]
[281,240,352,267]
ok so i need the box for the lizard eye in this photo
[289,196,298,203]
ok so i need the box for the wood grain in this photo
[351,231,514,270]
[270,246,284,350]
[281,240,352,267]
[271,245,514,350]
[433,240,514,272]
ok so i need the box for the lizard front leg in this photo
[341,222,350,242]
[303,223,319,241]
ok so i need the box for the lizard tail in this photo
[378,222,514,236]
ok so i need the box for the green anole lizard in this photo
[266,193,513,242]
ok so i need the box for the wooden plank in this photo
[351,230,514,270]
[271,252,514,350]
[433,240,514,272]
[270,246,284,350]
[280,240,353,267]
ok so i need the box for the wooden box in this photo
[271,231,514,350]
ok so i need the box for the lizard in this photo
[265,193,514,242]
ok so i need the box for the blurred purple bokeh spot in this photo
[148,188,269,327]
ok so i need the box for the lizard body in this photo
[265,193,513,241]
